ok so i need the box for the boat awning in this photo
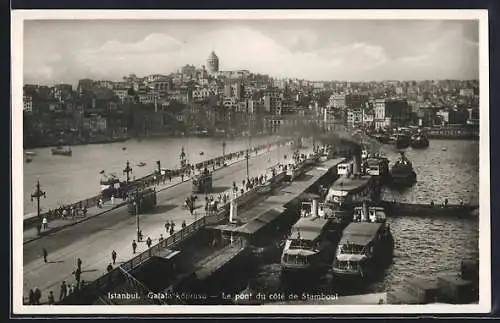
[163,250,181,260]
[234,208,285,235]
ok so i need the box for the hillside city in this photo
[23,51,480,148]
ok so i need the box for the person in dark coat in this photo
[28,289,34,305]
[182,220,186,229]
[33,287,41,305]
[106,263,113,273]
[132,240,137,254]
[47,291,55,305]
[74,267,81,285]
[77,258,82,272]
[111,250,117,264]
[59,281,67,301]
[146,237,152,248]
[165,221,170,234]
[42,248,48,263]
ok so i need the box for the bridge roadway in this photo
[22,143,311,303]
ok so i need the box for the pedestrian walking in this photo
[74,267,81,285]
[33,287,41,305]
[159,234,164,242]
[59,281,67,301]
[47,291,55,305]
[28,289,34,305]
[42,216,48,230]
[132,240,137,254]
[42,248,48,263]
[111,250,117,265]
[106,263,113,273]
[165,221,170,234]
[146,237,152,248]
[77,258,82,272]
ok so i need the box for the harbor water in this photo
[23,135,280,217]
[215,139,480,303]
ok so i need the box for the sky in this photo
[23,19,479,86]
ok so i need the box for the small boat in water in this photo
[394,133,411,149]
[332,203,394,280]
[122,147,127,151]
[363,153,390,180]
[25,151,37,157]
[137,162,146,167]
[442,147,447,151]
[51,146,72,156]
[200,151,204,156]
[389,152,416,186]
[410,130,429,149]
[26,157,33,163]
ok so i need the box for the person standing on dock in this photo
[132,240,137,254]
[159,234,164,242]
[77,258,82,272]
[73,267,81,285]
[111,195,115,206]
[47,291,55,305]
[59,281,67,301]
[42,248,48,263]
[111,250,117,264]
[169,226,174,236]
[182,220,186,230]
[146,237,152,248]
[164,221,170,234]
[42,216,48,230]
[107,263,113,273]
[444,198,449,207]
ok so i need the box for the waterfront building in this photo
[374,98,411,129]
[207,51,220,75]
[23,95,33,113]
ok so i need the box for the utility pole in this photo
[123,160,133,183]
[31,179,46,225]
[222,140,226,160]
[135,188,140,241]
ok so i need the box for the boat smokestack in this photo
[353,148,361,176]
[312,199,318,217]
[229,199,238,223]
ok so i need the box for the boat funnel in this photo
[229,199,238,223]
[353,149,362,176]
[312,199,318,217]
[361,201,369,222]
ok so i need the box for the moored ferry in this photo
[389,152,417,186]
[280,199,339,275]
[332,203,394,280]
[100,174,120,192]
[362,153,390,179]
[322,175,379,225]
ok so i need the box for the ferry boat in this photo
[280,199,339,275]
[389,152,417,186]
[51,146,72,156]
[336,159,354,177]
[332,203,394,280]
[362,153,390,179]
[410,130,430,149]
[322,173,379,226]
[394,133,411,149]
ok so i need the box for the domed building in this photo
[207,51,219,75]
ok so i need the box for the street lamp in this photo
[123,160,133,183]
[31,179,46,233]
[134,188,141,241]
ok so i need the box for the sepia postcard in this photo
[11,9,490,315]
